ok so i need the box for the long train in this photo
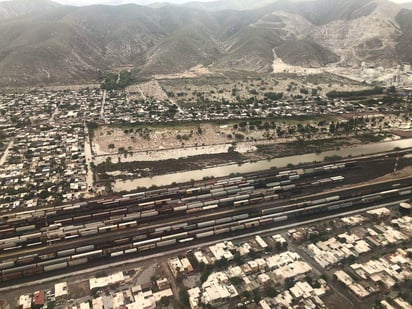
[0,173,348,252]
[0,184,410,283]
[0,161,353,222]
[0,170,348,241]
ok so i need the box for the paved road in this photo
[137,86,146,100]
[0,199,406,292]
[100,90,107,123]
[84,123,94,193]
[0,139,13,166]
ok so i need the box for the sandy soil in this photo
[272,55,323,75]
[93,142,264,164]
[373,166,412,182]
[39,84,100,91]
[68,280,90,299]
[125,85,146,102]
[392,130,412,138]
[92,122,299,156]
[137,80,170,101]
[160,72,368,106]
[154,64,212,80]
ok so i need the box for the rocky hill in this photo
[396,8,412,64]
[401,2,412,10]
[0,0,60,20]
[0,0,410,86]
[183,0,280,11]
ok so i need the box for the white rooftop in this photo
[55,282,68,298]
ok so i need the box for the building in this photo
[168,257,183,277]
[89,272,125,290]
[92,297,103,309]
[209,242,234,262]
[188,272,238,308]
[18,295,31,309]
[80,302,90,309]
[55,282,68,301]
[180,257,194,273]
[273,261,312,282]
[33,290,45,307]
[334,270,370,299]
[188,287,201,309]
[194,250,210,265]
[255,235,268,249]
[156,278,170,290]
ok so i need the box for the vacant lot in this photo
[93,123,232,154]
[160,72,368,107]
[91,118,335,161]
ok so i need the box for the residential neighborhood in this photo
[9,207,411,309]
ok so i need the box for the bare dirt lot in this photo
[91,120,337,165]
[93,123,231,154]
[138,80,169,101]
[159,72,368,106]
[92,120,332,156]
[322,292,355,309]
[68,281,90,299]
[154,64,213,80]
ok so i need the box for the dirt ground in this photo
[96,151,245,182]
[0,300,9,309]
[93,123,230,154]
[138,80,170,101]
[154,64,213,80]
[321,286,361,309]
[373,165,412,181]
[392,130,412,138]
[159,72,368,106]
[92,122,327,156]
[68,281,90,299]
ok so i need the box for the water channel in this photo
[113,138,412,192]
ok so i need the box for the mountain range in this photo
[401,2,412,9]
[0,0,411,86]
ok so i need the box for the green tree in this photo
[179,287,190,307]
[160,296,170,307]
[252,288,261,303]
[264,285,278,297]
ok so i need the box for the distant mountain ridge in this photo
[0,0,410,86]
[401,2,412,10]
[183,0,280,11]
[0,0,60,20]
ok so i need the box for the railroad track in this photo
[0,186,410,282]
[0,159,411,284]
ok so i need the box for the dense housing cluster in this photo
[0,90,99,209]
[0,162,410,284]
[0,84,410,209]
[101,87,408,124]
[180,239,323,309]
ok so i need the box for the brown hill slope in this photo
[0,0,409,86]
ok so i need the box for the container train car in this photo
[1,184,410,283]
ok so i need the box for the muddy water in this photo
[113,138,412,192]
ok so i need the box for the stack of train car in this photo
[2,160,409,283]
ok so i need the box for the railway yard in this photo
[0,6,411,307]
[0,148,411,292]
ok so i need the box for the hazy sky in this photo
[0,0,410,5]
[53,0,210,4]
[58,0,410,4]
